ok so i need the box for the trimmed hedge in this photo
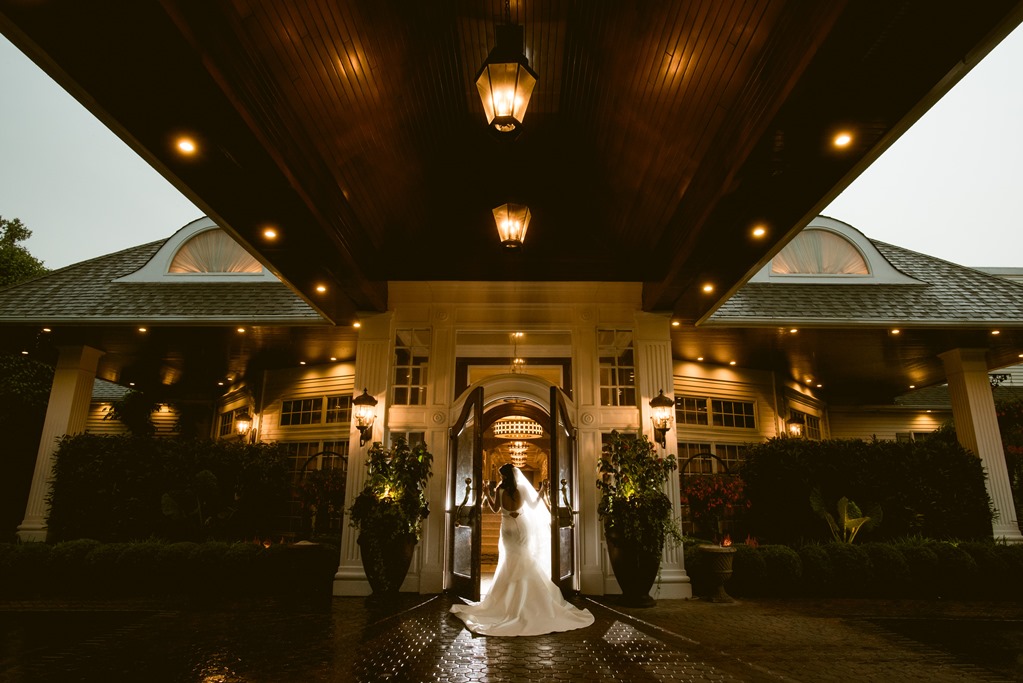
[47,434,292,542]
[0,540,338,601]
[686,539,1022,600]
[740,437,993,544]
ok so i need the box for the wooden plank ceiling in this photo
[2,0,1021,325]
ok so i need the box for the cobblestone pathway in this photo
[1,595,1021,682]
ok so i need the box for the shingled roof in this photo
[709,239,1023,327]
[0,239,326,325]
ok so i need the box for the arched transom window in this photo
[771,229,869,275]
[168,229,262,274]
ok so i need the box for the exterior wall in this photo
[673,362,781,447]
[258,363,356,443]
[85,402,180,436]
[828,408,949,441]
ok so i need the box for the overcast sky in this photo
[2,24,1021,271]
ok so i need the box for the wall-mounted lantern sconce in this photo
[649,389,675,449]
[493,203,531,249]
[353,388,379,447]
[786,413,805,438]
[234,409,253,436]
[475,5,538,137]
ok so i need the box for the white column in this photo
[633,312,692,599]
[939,348,1023,542]
[334,312,393,595]
[17,345,103,542]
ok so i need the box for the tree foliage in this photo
[0,216,48,288]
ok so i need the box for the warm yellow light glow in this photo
[237,327,246,333]
[991,330,1001,335]
[129,382,135,386]
[729,360,736,366]
[218,381,224,386]
[42,327,51,333]
[263,227,278,239]
[833,131,853,148]
[353,321,362,328]
[20,350,28,355]
[909,384,916,389]
[671,321,680,327]
[752,225,767,238]
[138,327,147,333]
[176,137,197,155]
[315,285,327,293]
[697,356,704,361]
[891,329,901,335]
[789,328,798,334]
[702,283,714,293]
[513,331,524,337]
[330,357,337,362]
[299,361,306,365]
[816,384,823,388]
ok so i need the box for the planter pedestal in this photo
[698,545,736,603]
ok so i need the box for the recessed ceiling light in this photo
[315,285,327,293]
[175,137,197,155]
[702,283,714,293]
[816,384,822,388]
[752,225,767,238]
[991,330,1001,335]
[909,384,916,389]
[129,382,136,387]
[330,357,337,362]
[20,350,28,355]
[299,361,306,365]
[353,321,362,328]
[671,321,680,327]
[263,227,278,239]
[237,327,246,333]
[789,328,798,334]
[138,327,147,333]
[697,357,704,361]
[806,379,812,384]
[729,360,736,366]
[833,131,853,148]
[891,329,901,335]
[217,381,224,386]
[41,327,51,333]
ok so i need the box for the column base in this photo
[16,522,47,543]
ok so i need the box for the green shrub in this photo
[930,542,979,598]
[49,539,102,595]
[740,437,993,544]
[822,542,872,597]
[994,544,1023,600]
[157,541,199,593]
[797,544,832,596]
[85,542,130,595]
[861,542,910,597]
[118,542,164,596]
[899,543,941,598]
[47,435,291,542]
[728,543,766,597]
[0,542,52,596]
[759,545,802,596]
[959,542,1007,598]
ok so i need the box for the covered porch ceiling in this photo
[2,1,1021,326]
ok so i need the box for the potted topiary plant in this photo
[347,436,433,597]
[597,430,682,607]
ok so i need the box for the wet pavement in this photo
[1,593,1022,682]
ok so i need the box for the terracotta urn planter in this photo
[698,544,737,603]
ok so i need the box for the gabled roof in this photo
[709,233,1023,327]
[0,236,326,326]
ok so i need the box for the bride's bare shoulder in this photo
[500,488,523,511]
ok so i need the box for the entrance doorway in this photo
[448,380,579,601]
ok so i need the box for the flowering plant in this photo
[680,474,749,529]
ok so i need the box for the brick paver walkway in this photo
[1,594,1021,681]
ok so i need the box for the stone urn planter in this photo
[604,528,660,607]
[698,544,737,603]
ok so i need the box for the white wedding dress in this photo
[449,467,594,636]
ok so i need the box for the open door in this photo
[549,386,578,596]
[449,386,484,600]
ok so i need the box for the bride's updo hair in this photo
[498,463,517,493]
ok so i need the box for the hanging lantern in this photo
[493,203,531,249]
[649,389,675,449]
[353,388,379,447]
[475,23,537,136]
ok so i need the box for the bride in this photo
[449,463,594,636]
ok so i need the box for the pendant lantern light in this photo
[475,2,537,136]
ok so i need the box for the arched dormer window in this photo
[114,217,280,283]
[770,229,869,275]
[168,229,262,273]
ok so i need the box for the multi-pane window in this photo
[280,395,351,427]
[598,329,636,407]
[677,442,749,475]
[280,440,349,538]
[390,431,426,447]
[280,398,323,426]
[677,396,756,430]
[393,328,430,405]
[711,400,756,429]
[217,409,237,437]
[790,409,822,440]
